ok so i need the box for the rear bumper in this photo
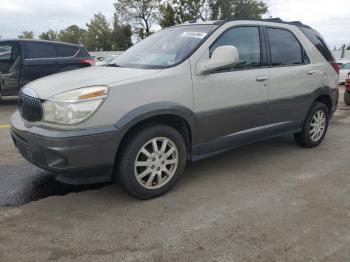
[11,111,122,185]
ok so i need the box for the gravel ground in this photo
[0,88,349,261]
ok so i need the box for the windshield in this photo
[111,25,217,69]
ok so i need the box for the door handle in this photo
[307,70,317,75]
[256,75,268,82]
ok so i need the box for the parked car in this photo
[11,19,339,199]
[345,73,350,105]
[95,55,120,66]
[339,62,350,84]
[0,39,94,98]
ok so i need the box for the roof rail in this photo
[219,17,312,29]
[262,18,312,29]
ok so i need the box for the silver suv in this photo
[11,19,339,199]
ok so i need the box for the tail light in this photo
[80,59,95,66]
[346,73,350,89]
[330,62,340,75]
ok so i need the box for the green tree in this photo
[159,0,266,28]
[210,0,268,20]
[39,29,58,41]
[347,45,350,51]
[159,3,176,28]
[159,0,209,28]
[114,0,161,39]
[111,14,133,50]
[85,13,113,51]
[58,25,87,44]
[18,31,34,39]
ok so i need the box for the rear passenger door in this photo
[22,42,58,86]
[266,27,322,132]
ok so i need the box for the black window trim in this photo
[208,24,268,74]
[264,26,311,68]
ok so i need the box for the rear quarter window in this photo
[25,42,56,59]
[76,48,91,58]
[299,27,334,62]
[55,45,79,57]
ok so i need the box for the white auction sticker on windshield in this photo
[180,32,207,39]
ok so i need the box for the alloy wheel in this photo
[134,137,179,190]
[310,110,326,142]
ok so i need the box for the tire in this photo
[295,102,329,148]
[345,91,350,106]
[117,124,187,199]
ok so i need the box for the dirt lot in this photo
[0,89,350,262]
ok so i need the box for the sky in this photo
[0,0,349,48]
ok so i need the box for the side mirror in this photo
[199,46,239,74]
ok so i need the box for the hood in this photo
[26,66,162,100]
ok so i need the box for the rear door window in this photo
[210,26,262,70]
[55,45,79,57]
[25,42,56,59]
[267,28,304,66]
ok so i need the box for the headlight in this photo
[42,86,109,125]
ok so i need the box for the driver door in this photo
[191,26,270,154]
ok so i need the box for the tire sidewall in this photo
[118,125,187,199]
[345,91,350,106]
[302,102,330,147]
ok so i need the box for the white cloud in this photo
[0,0,115,38]
[0,0,349,47]
[266,0,350,47]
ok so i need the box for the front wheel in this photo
[295,102,329,148]
[345,91,350,106]
[117,124,187,199]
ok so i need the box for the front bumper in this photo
[11,111,123,185]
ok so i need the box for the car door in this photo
[265,27,323,133]
[22,42,58,87]
[191,25,270,154]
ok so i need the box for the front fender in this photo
[115,102,198,143]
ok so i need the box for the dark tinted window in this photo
[210,26,261,70]
[77,48,90,58]
[299,27,334,62]
[55,45,79,57]
[25,42,56,59]
[267,28,303,66]
[0,45,12,61]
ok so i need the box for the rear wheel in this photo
[117,124,187,199]
[295,102,329,148]
[344,91,350,106]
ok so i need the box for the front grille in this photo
[18,94,43,122]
